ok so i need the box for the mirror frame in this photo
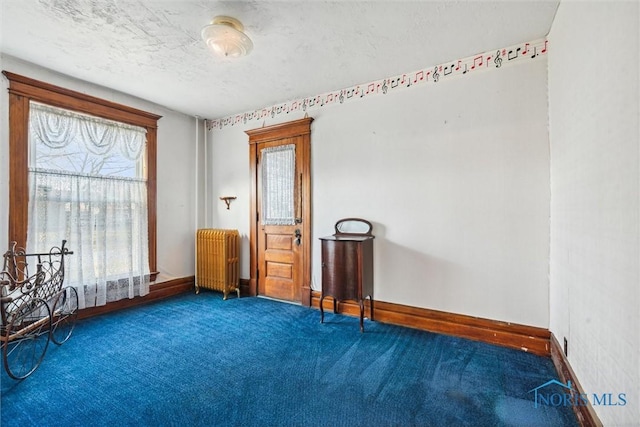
[334,218,373,236]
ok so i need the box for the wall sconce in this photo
[220,196,237,210]
[201,16,253,58]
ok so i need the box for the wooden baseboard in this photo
[239,278,251,296]
[311,291,550,356]
[76,282,550,356]
[77,275,195,320]
[302,286,312,307]
[550,333,603,427]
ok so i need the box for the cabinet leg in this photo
[359,299,365,333]
[368,295,374,321]
[320,295,325,323]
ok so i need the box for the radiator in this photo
[196,229,240,300]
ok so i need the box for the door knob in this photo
[294,229,302,246]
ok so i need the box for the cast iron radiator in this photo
[195,229,240,299]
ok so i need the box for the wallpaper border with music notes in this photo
[207,38,548,131]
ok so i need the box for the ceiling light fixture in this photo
[201,16,253,59]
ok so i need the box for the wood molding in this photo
[247,140,259,298]
[146,125,158,280]
[77,276,194,320]
[239,278,251,296]
[311,291,550,356]
[550,333,603,427]
[7,92,29,248]
[299,118,313,307]
[2,71,161,128]
[245,117,313,143]
[302,285,312,307]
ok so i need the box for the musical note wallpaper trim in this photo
[207,38,548,131]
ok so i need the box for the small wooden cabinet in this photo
[319,218,374,332]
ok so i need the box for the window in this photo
[4,71,160,308]
[29,102,149,307]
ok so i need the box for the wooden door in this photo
[247,118,313,305]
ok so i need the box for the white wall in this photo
[208,58,551,328]
[0,54,201,283]
[206,122,252,277]
[548,2,640,425]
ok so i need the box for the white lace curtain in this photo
[261,144,296,225]
[27,102,150,308]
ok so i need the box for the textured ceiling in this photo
[0,1,559,119]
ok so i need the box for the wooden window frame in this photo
[3,71,161,281]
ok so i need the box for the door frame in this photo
[246,117,313,306]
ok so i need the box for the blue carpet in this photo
[1,292,578,426]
